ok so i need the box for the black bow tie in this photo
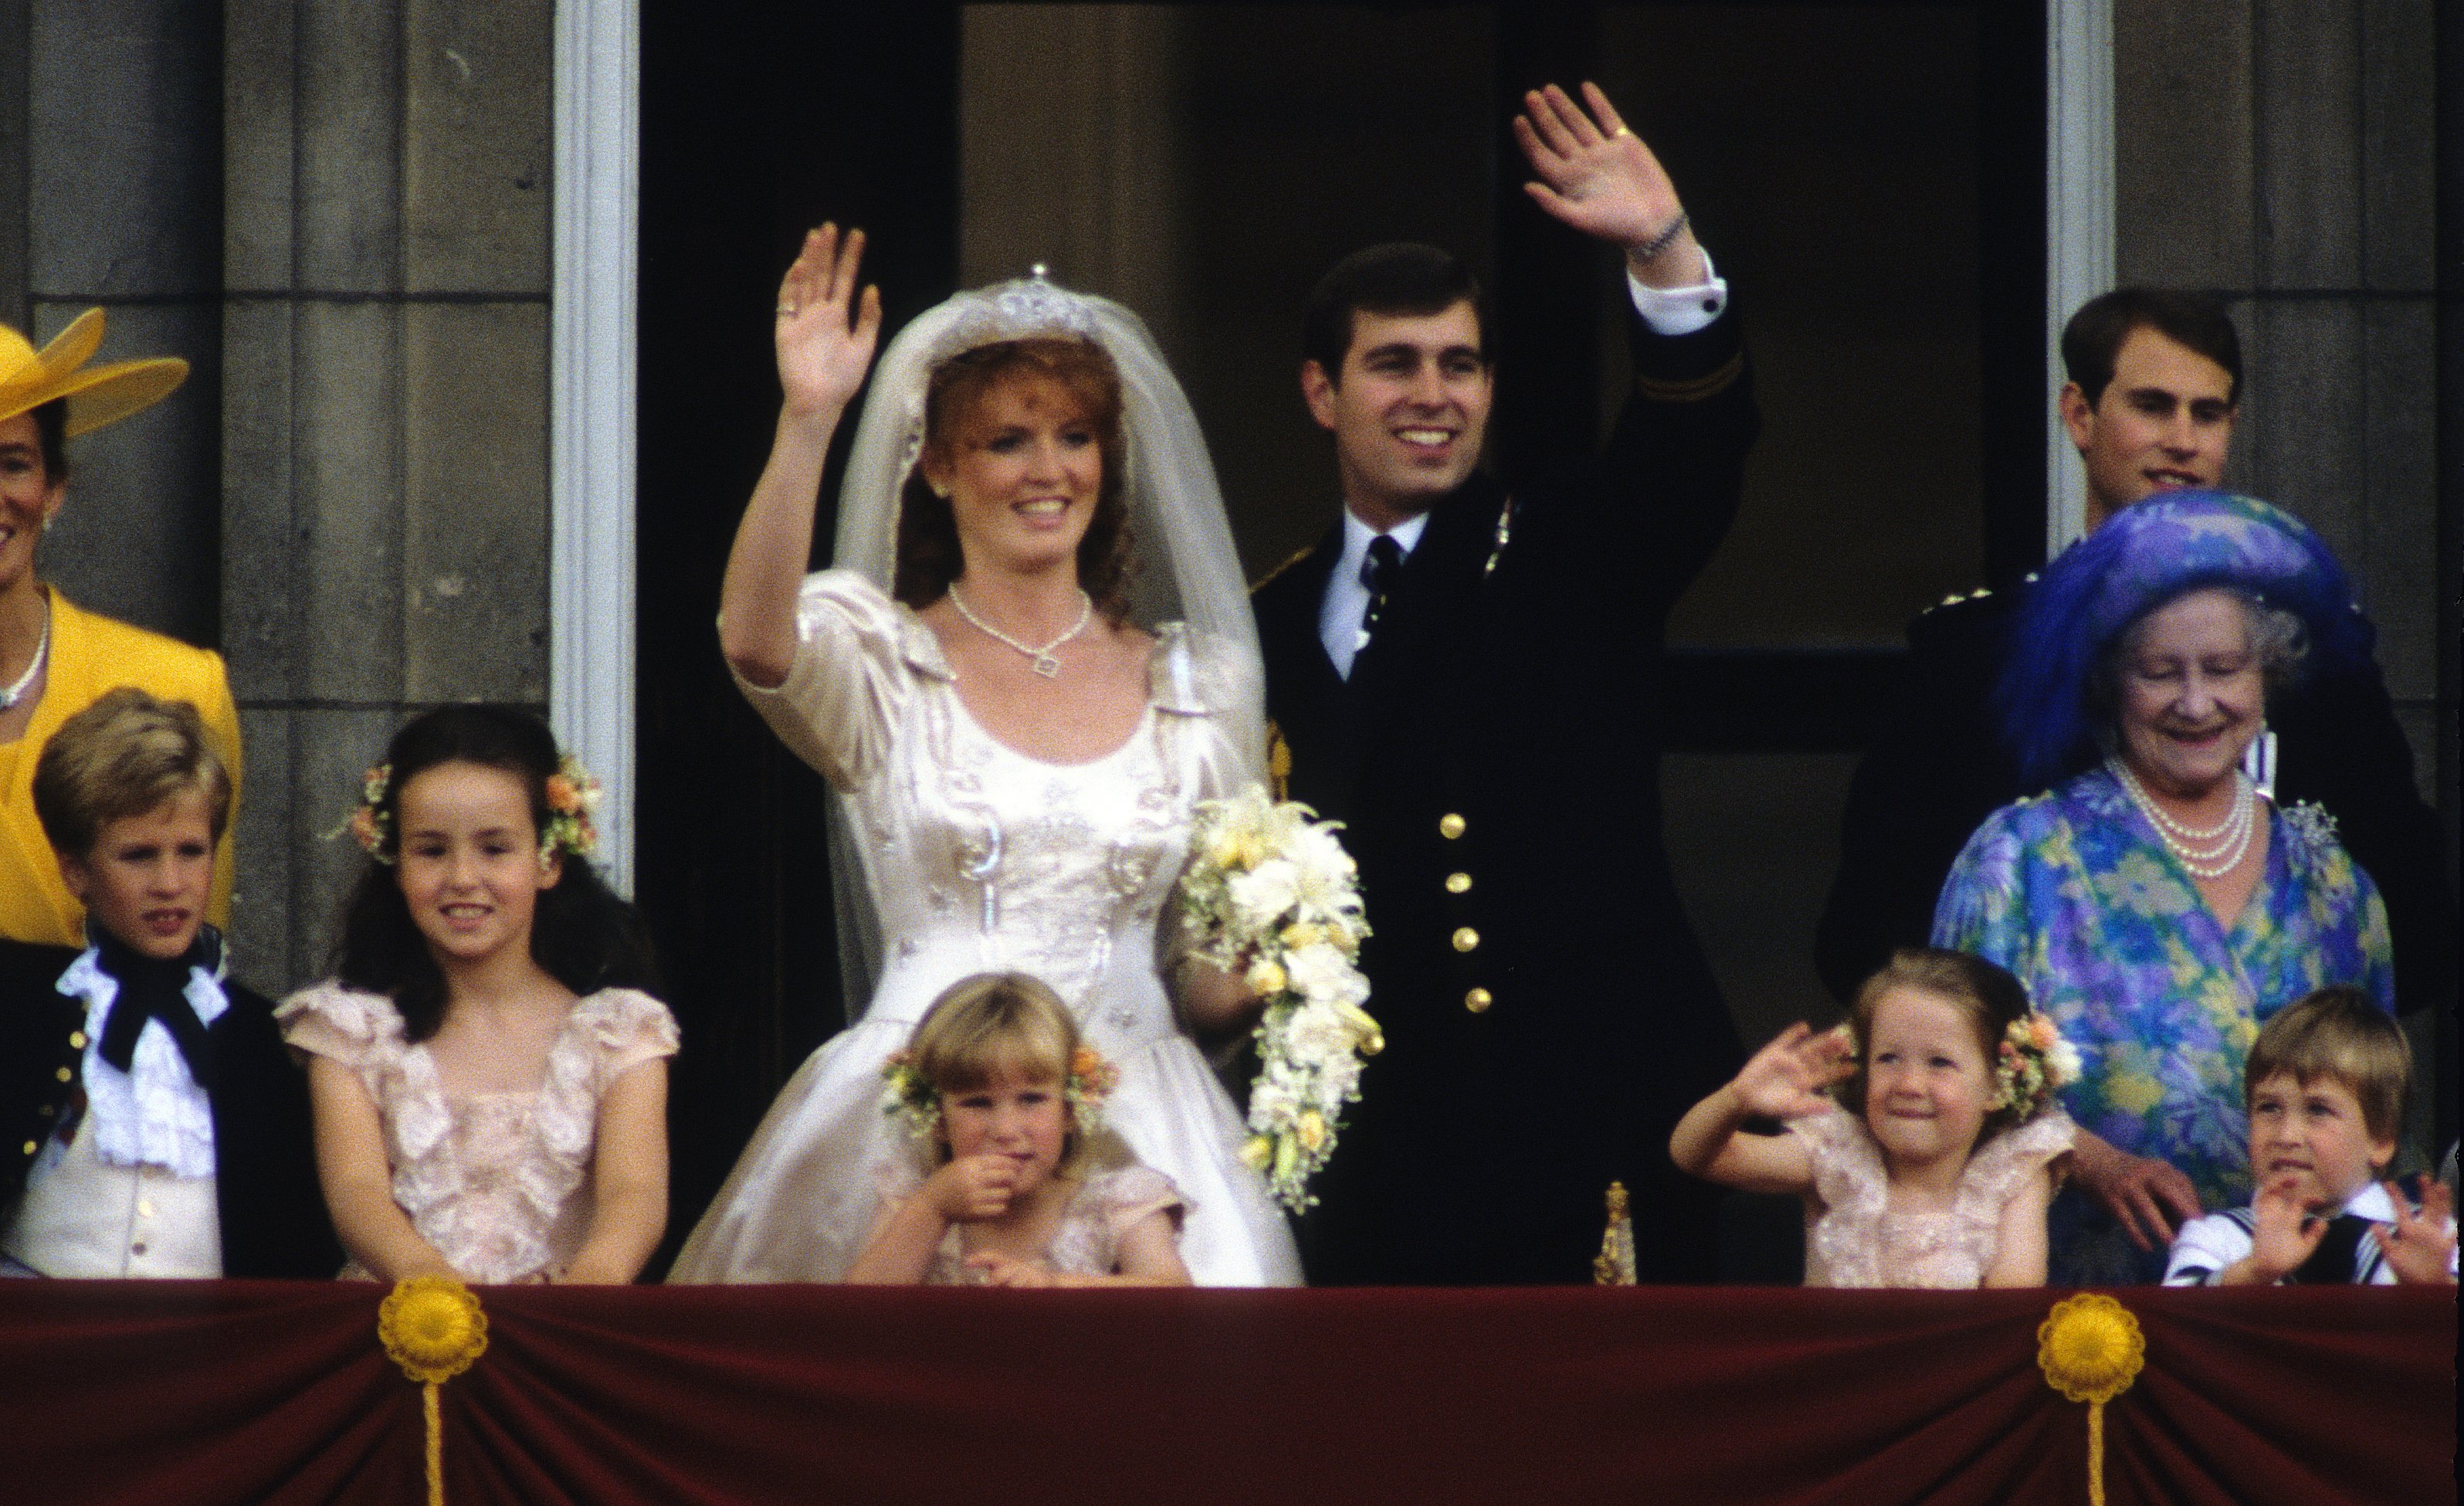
[90,928,220,1090]
[2289,1211,2371,1285]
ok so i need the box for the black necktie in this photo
[92,929,219,1090]
[1356,534,1404,660]
[2289,1212,2371,1284]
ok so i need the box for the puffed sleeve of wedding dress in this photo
[725,568,925,791]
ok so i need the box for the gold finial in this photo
[1593,1181,1636,1285]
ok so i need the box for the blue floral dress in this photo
[1934,767,2394,1283]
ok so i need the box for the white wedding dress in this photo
[668,571,1301,1285]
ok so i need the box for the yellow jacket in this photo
[0,590,242,945]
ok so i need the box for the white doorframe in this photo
[549,0,639,894]
[2046,0,2114,556]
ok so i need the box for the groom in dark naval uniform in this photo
[1251,83,1758,1284]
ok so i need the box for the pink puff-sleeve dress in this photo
[1791,1100,2075,1288]
[279,982,678,1284]
[866,1159,1187,1285]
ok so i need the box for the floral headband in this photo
[880,1043,1119,1144]
[349,754,602,868]
[1829,1010,2079,1122]
[1988,1012,2082,1119]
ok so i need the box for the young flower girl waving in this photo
[1671,948,2076,1287]
[280,707,674,1284]
[848,972,1191,1287]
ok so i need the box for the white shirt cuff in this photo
[1626,247,1727,337]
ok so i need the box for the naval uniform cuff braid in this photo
[1625,297,1743,388]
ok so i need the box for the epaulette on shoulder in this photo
[1249,544,1318,595]
[1918,585,1993,619]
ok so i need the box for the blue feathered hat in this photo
[1995,491,2374,788]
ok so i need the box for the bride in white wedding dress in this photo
[668,226,1300,1285]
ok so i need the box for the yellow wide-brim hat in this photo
[0,308,189,438]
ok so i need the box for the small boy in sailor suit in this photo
[2165,987,2456,1287]
[1,689,334,1277]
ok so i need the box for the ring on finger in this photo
[776,303,799,316]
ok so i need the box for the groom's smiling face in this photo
[1303,300,1491,527]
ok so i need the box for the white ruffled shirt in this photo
[36,946,229,1182]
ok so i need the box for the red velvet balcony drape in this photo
[0,1282,2449,1504]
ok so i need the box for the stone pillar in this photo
[2114,0,2442,809]
[222,0,552,989]
[23,0,223,647]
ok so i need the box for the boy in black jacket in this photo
[1,688,335,1278]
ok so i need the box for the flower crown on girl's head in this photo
[1829,1011,2080,1121]
[348,753,602,869]
[880,1044,1119,1143]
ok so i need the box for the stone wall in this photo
[222,1,552,988]
[2115,0,2449,830]
[0,0,553,992]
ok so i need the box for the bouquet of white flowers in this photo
[1180,783,1379,1212]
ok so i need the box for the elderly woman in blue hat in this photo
[0,310,237,946]
[1934,492,2395,1284]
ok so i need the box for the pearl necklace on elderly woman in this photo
[946,582,1093,678]
[2107,756,2256,878]
[0,600,49,711]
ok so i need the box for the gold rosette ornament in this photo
[2037,1293,2144,1506]
[379,1277,490,1506]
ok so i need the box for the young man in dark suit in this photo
[1252,83,1759,1284]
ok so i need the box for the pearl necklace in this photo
[0,600,49,711]
[2108,757,2256,879]
[946,583,1092,678]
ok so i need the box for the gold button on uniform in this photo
[1451,927,1479,952]
[20,1141,35,1157]
[69,1031,87,1049]
[1464,988,1493,1013]
[1444,871,1472,894]
[1439,813,1466,839]
[55,1067,73,1083]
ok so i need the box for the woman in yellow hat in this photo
[0,309,239,945]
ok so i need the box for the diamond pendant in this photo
[1032,653,1062,677]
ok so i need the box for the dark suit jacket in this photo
[2,938,341,1278]
[1817,586,2456,1061]
[1253,307,1759,1284]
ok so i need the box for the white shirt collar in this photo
[1336,507,1431,582]
[2337,1179,2398,1222]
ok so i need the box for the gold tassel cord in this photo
[378,1277,490,1506]
[2036,1294,2144,1506]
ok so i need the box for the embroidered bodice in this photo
[736,570,1257,1047]
[1794,1101,2075,1289]
[279,982,677,1284]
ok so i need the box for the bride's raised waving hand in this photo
[724,223,883,689]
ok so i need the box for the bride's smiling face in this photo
[924,373,1102,578]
